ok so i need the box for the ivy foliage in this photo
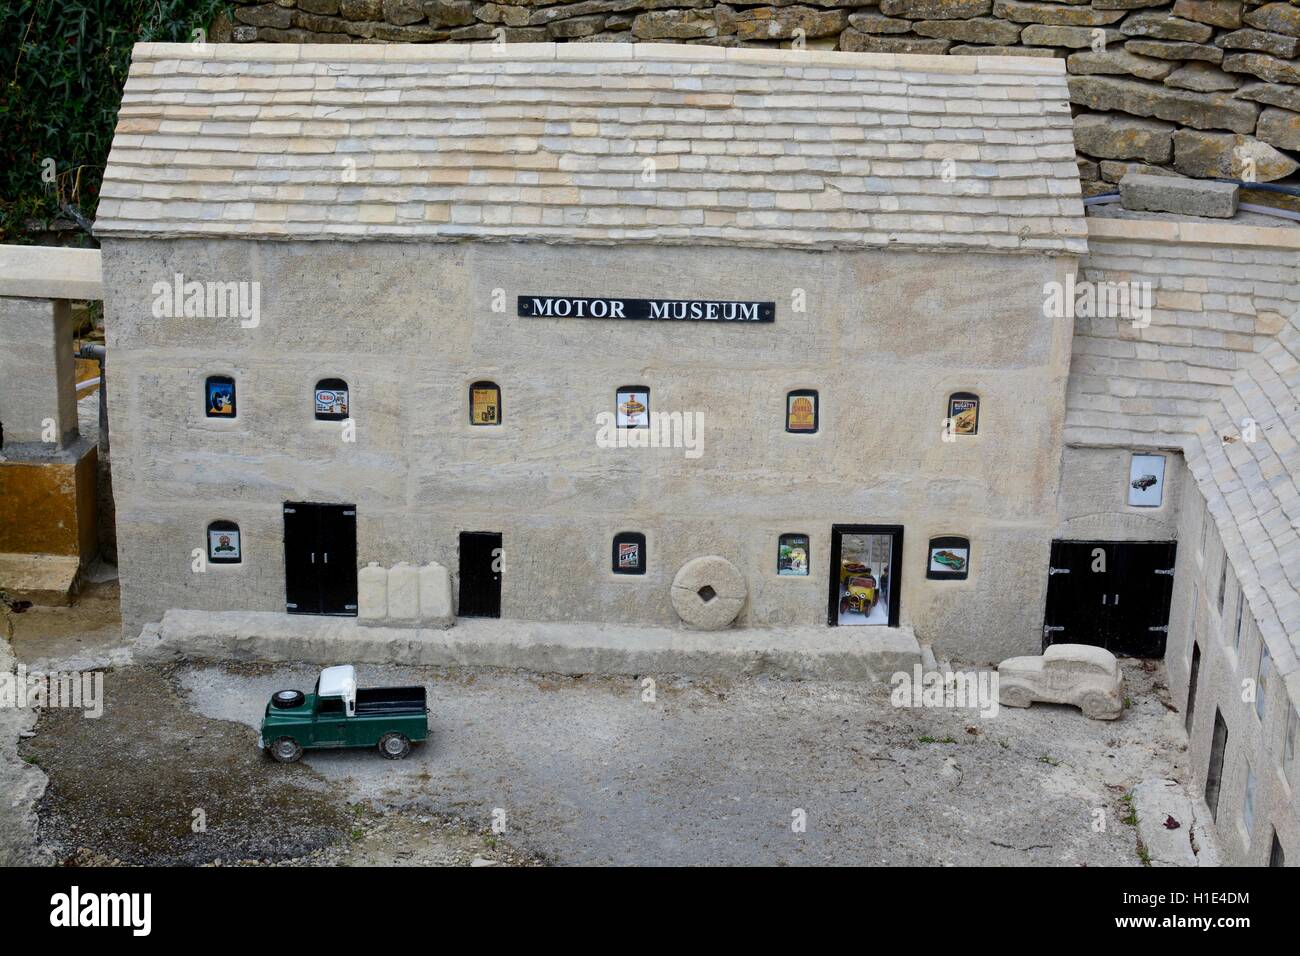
[1,0,229,244]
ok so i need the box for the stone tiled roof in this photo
[95,42,1087,253]
[1190,313,1300,676]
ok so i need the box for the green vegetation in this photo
[1,0,229,244]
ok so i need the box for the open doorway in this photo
[828,525,902,627]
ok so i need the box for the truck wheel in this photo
[269,736,303,763]
[378,733,411,760]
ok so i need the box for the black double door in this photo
[458,531,502,618]
[284,502,357,616]
[1043,540,1176,657]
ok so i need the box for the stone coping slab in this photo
[0,246,103,301]
[141,609,923,682]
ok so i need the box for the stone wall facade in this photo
[213,0,1300,195]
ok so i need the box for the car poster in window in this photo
[315,386,349,418]
[947,393,978,436]
[616,388,649,429]
[471,385,500,425]
[208,528,241,562]
[778,534,809,575]
[1128,453,1166,507]
[927,536,969,580]
[618,541,640,570]
[786,392,817,433]
[206,378,235,417]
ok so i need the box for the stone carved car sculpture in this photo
[259,665,429,762]
[997,644,1124,720]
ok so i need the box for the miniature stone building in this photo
[92,42,1300,864]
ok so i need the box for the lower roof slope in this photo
[95,42,1086,254]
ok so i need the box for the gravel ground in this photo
[172,658,1190,866]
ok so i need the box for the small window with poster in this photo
[616,386,650,429]
[207,520,242,564]
[778,533,810,576]
[314,377,349,421]
[785,390,818,434]
[205,375,237,418]
[927,535,969,580]
[470,381,501,426]
[612,531,646,575]
[946,392,978,437]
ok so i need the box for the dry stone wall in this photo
[215,0,1300,195]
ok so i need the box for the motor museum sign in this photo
[518,296,776,323]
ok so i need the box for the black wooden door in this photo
[1043,540,1176,657]
[283,502,357,616]
[458,531,501,618]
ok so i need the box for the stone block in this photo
[358,561,387,621]
[418,561,453,625]
[1222,52,1300,84]
[1067,74,1260,133]
[634,8,718,38]
[1073,112,1176,162]
[914,16,1024,42]
[1164,61,1241,91]
[1242,2,1300,37]
[1099,159,1185,181]
[1234,81,1300,113]
[1067,48,1175,80]
[0,297,78,447]
[847,10,914,33]
[1121,11,1215,41]
[732,6,847,40]
[994,0,1126,25]
[424,0,475,26]
[1124,38,1225,61]
[949,42,1056,54]
[880,0,992,19]
[840,30,953,52]
[1172,127,1300,179]
[1120,171,1239,218]
[1023,24,1121,46]
[1256,106,1300,151]
[1216,27,1300,57]
[1172,0,1244,29]
[387,561,420,623]
[381,0,426,26]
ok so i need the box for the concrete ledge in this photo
[0,246,102,300]
[1086,213,1300,250]
[0,553,81,606]
[141,610,922,682]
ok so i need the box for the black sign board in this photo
[518,296,775,323]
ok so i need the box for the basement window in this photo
[205,375,236,418]
[314,378,350,421]
[207,520,242,564]
[612,532,646,575]
[470,381,501,426]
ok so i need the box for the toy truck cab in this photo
[259,665,429,763]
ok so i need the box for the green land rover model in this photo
[259,665,429,763]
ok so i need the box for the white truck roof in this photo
[318,666,357,714]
